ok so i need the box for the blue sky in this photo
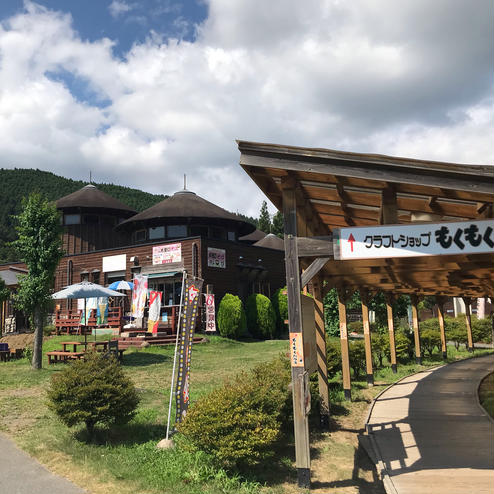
[0,1,491,217]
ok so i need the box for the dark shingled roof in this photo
[253,233,284,250]
[56,184,136,216]
[118,190,256,236]
[239,228,266,243]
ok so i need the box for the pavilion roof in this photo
[238,140,494,298]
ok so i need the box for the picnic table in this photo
[60,341,88,353]
[46,351,85,365]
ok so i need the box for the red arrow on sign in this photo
[348,233,355,252]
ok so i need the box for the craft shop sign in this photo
[334,219,494,260]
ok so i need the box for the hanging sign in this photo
[175,276,204,424]
[131,274,148,318]
[153,243,182,265]
[334,219,494,260]
[147,290,162,333]
[207,247,226,268]
[205,294,216,332]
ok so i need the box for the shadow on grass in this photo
[75,421,166,446]
[123,352,171,367]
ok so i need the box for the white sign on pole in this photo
[334,219,494,260]
[204,294,216,332]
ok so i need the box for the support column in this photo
[410,295,422,365]
[337,288,352,401]
[385,294,397,373]
[437,296,448,360]
[360,289,374,386]
[463,296,474,352]
[282,182,310,489]
[313,274,330,429]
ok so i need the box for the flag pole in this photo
[165,270,186,440]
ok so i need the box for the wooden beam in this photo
[462,296,474,352]
[410,294,422,364]
[360,289,374,386]
[436,295,448,360]
[282,182,311,489]
[297,236,334,258]
[385,293,397,373]
[313,274,330,429]
[337,287,352,400]
[380,186,398,224]
[301,257,330,288]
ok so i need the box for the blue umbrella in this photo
[108,280,134,291]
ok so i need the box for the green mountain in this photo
[0,168,167,263]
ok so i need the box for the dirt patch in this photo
[0,333,35,349]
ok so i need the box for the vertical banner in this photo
[147,290,162,333]
[96,297,108,325]
[80,297,97,325]
[131,274,148,318]
[175,275,204,424]
[205,294,216,332]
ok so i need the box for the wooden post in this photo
[282,182,311,489]
[360,289,374,386]
[313,274,330,428]
[410,295,422,365]
[436,296,448,360]
[337,288,352,400]
[385,294,397,373]
[462,297,474,352]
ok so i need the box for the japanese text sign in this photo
[207,247,226,268]
[335,219,494,260]
[153,243,182,265]
[204,294,216,332]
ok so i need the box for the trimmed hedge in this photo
[271,287,288,337]
[245,293,276,339]
[217,294,247,339]
[178,357,291,470]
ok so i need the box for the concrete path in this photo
[0,433,85,494]
[366,355,494,494]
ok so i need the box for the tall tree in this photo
[271,210,284,238]
[258,200,272,233]
[13,194,64,369]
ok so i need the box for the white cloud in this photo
[108,1,134,19]
[0,0,491,217]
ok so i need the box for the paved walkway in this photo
[0,433,85,494]
[366,355,494,494]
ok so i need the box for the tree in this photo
[258,201,271,233]
[271,211,284,237]
[13,193,63,369]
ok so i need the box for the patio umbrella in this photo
[52,281,125,342]
[108,280,134,291]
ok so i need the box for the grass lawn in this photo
[478,372,494,418]
[0,333,491,494]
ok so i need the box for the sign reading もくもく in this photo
[153,243,182,264]
[207,248,226,268]
[335,219,494,260]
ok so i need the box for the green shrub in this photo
[420,328,441,357]
[178,357,291,470]
[271,287,288,337]
[445,316,467,350]
[47,352,139,438]
[420,318,440,332]
[371,333,388,368]
[217,294,247,339]
[245,293,276,340]
[349,340,366,379]
[348,321,363,333]
[392,331,412,362]
[326,337,342,375]
[472,317,493,343]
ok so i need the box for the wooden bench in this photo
[46,351,85,365]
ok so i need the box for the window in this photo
[227,231,236,241]
[64,214,80,225]
[190,225,208,237]
[167,225,187,238]
[135,229,147,242]
[148,277,183,306]
[149,226,165,240]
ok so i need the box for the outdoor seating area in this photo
[54,307,123,334]
[46,339,125,365]
[0,342,24,361]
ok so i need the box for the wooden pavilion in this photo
[238,140,494,488]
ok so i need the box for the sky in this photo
[0,1,492,217]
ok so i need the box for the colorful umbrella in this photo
[108,280,134,291]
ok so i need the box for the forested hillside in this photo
[0,168,167,263]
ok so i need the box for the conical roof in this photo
[118,189,256,236]
[239,228,267,243]
[253,233,284,250]
[56,184,136,217]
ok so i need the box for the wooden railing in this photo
[55,307,123,334]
